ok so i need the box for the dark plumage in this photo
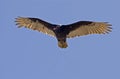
[15,17,112,48]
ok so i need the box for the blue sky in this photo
[0,0,120,79]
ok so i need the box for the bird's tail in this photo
[58,41,68,48]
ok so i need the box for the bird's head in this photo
[53,25,61,30]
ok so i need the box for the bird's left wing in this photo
[64,21,112,38]
[15,17,57,37]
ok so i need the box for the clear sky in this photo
[0,0,120,79]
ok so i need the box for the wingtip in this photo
[108,26,112,29]
[104,22,109,23]
[15,16,26,20]
[108,24,112,26]
[17,26,22,28]
[15,16,21,20]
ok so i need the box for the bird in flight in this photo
[15,17,112,48]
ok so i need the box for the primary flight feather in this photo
[15,17,112,48]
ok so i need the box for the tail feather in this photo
[58,41,68,48]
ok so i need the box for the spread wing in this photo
[64,21,112,38]
[15,17,57,37]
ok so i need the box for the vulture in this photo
[15,17,112,48]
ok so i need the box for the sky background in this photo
[0,0,120,79]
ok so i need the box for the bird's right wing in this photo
[64,21,112,38]
[15,17,57,37]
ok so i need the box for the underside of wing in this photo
[15,17,57,37]
[66,21,112,38]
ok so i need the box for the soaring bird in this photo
[15,17,112,48]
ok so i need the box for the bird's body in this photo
[15,17,112,48]
[53,26,68,48]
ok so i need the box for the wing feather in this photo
[15,17,57,37]
[65,21,112,38]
